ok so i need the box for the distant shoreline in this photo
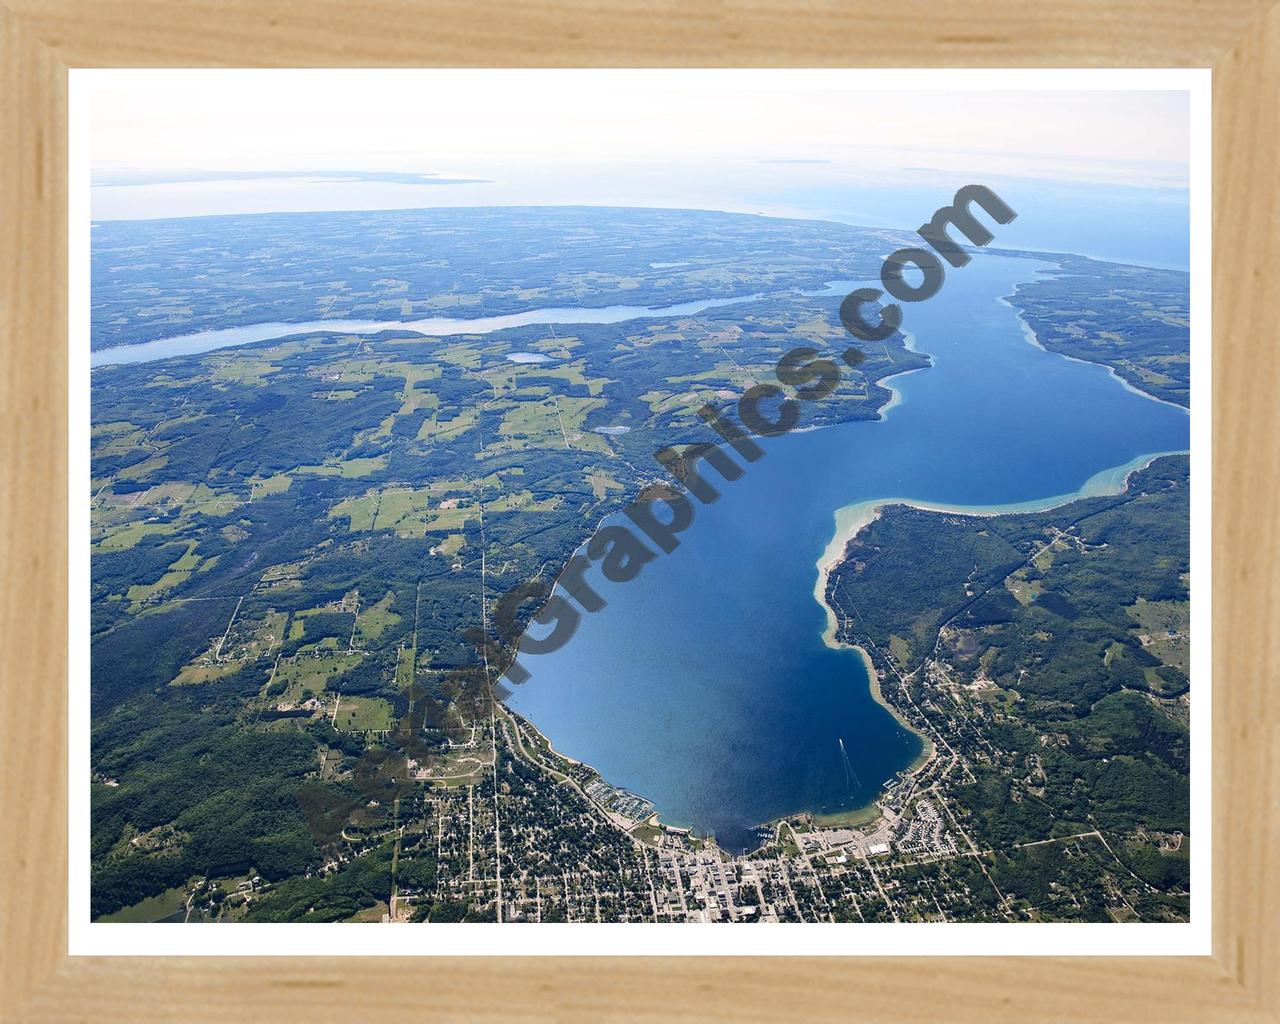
[1000,291,1190,412]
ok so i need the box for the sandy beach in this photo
[813,447,1177,653]
[811,448,1180,786]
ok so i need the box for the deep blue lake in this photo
[505,254,1190,851]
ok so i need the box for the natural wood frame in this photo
[2,3,1277,1020]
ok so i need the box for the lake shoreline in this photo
[813,448,1183,655]
[809,447,1185,832]
[1000,290,1189,413]
[90,276,880,368]
[502,252,1189,854]
[90,292,768,368]
[746,644,937,849]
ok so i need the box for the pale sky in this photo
[84,70,1192,188]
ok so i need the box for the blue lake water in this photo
[504,254,1190,851]
[91,245,1190,852]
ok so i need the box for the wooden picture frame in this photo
[2,3,1276,1019]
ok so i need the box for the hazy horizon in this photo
[83,71,1195,267]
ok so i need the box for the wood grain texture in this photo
[1,0,1276,66]
[6,956,1274,1023]
[1212,2,1280,1013]
[0,3,68,1019]
[0,1,1276,1020]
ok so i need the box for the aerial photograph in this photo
[83,72,1195,929]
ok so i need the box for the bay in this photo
[504,254,1191,851]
